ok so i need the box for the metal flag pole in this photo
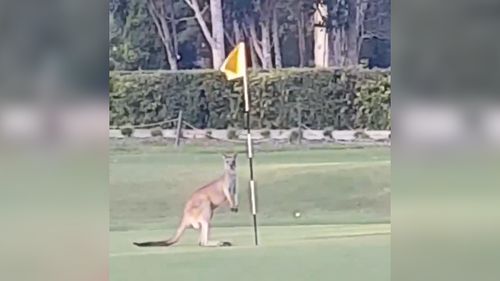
[242,55,258,246]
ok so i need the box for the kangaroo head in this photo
[222,153,237,171]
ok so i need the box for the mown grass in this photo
[110,144,390,281]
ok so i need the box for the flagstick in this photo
[243,68,259,246]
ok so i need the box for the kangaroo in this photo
[133,153,238,247]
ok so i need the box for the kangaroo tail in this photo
[133,240,170,247]
[133,221,188,247]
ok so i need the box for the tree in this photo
[271,6,282,68]
[285,0,313,67]
[345,0,369,66]
[231,0,278,69]
[147,0,178,70]
[183,0,225,69]
[327,0,375,67]
[313,0,329,67]
[255,0,273,69]
[108,0,391,70]
[109,0,167,70]
[359,0,390,68]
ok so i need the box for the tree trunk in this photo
[210,0,225,69]
[260,21,272,69]
[250,38,260,69]
[243,25,260,69]
[344,0,368,66]
[233,19,242,43]
[356,0,368,63]
[313,2,328,67]
[162,23,178,70]
[345,0,358,66]
[168,0,179,57]
[297,12,306,67]
[272,8,282,68]
[247,19,264,63]
[330,27,346,66]
[183,0,224,69]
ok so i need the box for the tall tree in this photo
[285,0,312,67]
[147,0,178,70]
[233,0,274,69]
[109,0,167,70]
[313,0,329,67]
[359,0,390,68]
[257,0,273,69]
[271,6,282,68]
[183,0,225,69]
[328,0,369,66]
[345,0,368,65]
[108,0,390,70]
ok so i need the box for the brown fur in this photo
[133,153,238,247]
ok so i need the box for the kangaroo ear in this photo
[233,153,238,159]
[221,153,228,158]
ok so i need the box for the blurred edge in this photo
[0,0,108,281]
[0,0,499,280]
[393,0,500,281]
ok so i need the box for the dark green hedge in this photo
[109,68,390,129]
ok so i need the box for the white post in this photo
[243,69,250,112]
[242,58,258,245]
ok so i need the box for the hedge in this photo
[109,68,390,130]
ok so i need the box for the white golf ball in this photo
[294,211,301,218]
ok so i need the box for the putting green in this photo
[110,224,390,281]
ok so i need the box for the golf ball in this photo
[294,211,301,218]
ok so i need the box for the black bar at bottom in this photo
[252,214,259,245]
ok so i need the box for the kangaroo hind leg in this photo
[198,220,231,247]
[197,205,231,247]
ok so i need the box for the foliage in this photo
[109,0,390,70]
[109,68,390,129]
[110,0,166,70]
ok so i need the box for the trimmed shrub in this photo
[260,129,271,138]
[205,130,212,138]
[150,127,163,137]
[109,68,390,130]
[289,129,302,143]
[120,125,134,137]
[323,129,333,139]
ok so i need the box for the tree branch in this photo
[182,0,215,48]
[247,22,264,62]
[171,6,209,22]
[183,0,195,9]
[225,30,235,47]
[147,1,166,44]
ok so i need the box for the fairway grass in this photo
[110,146,390,230]
[110,145,390,280]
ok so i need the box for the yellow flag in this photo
[220,42,246,80]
